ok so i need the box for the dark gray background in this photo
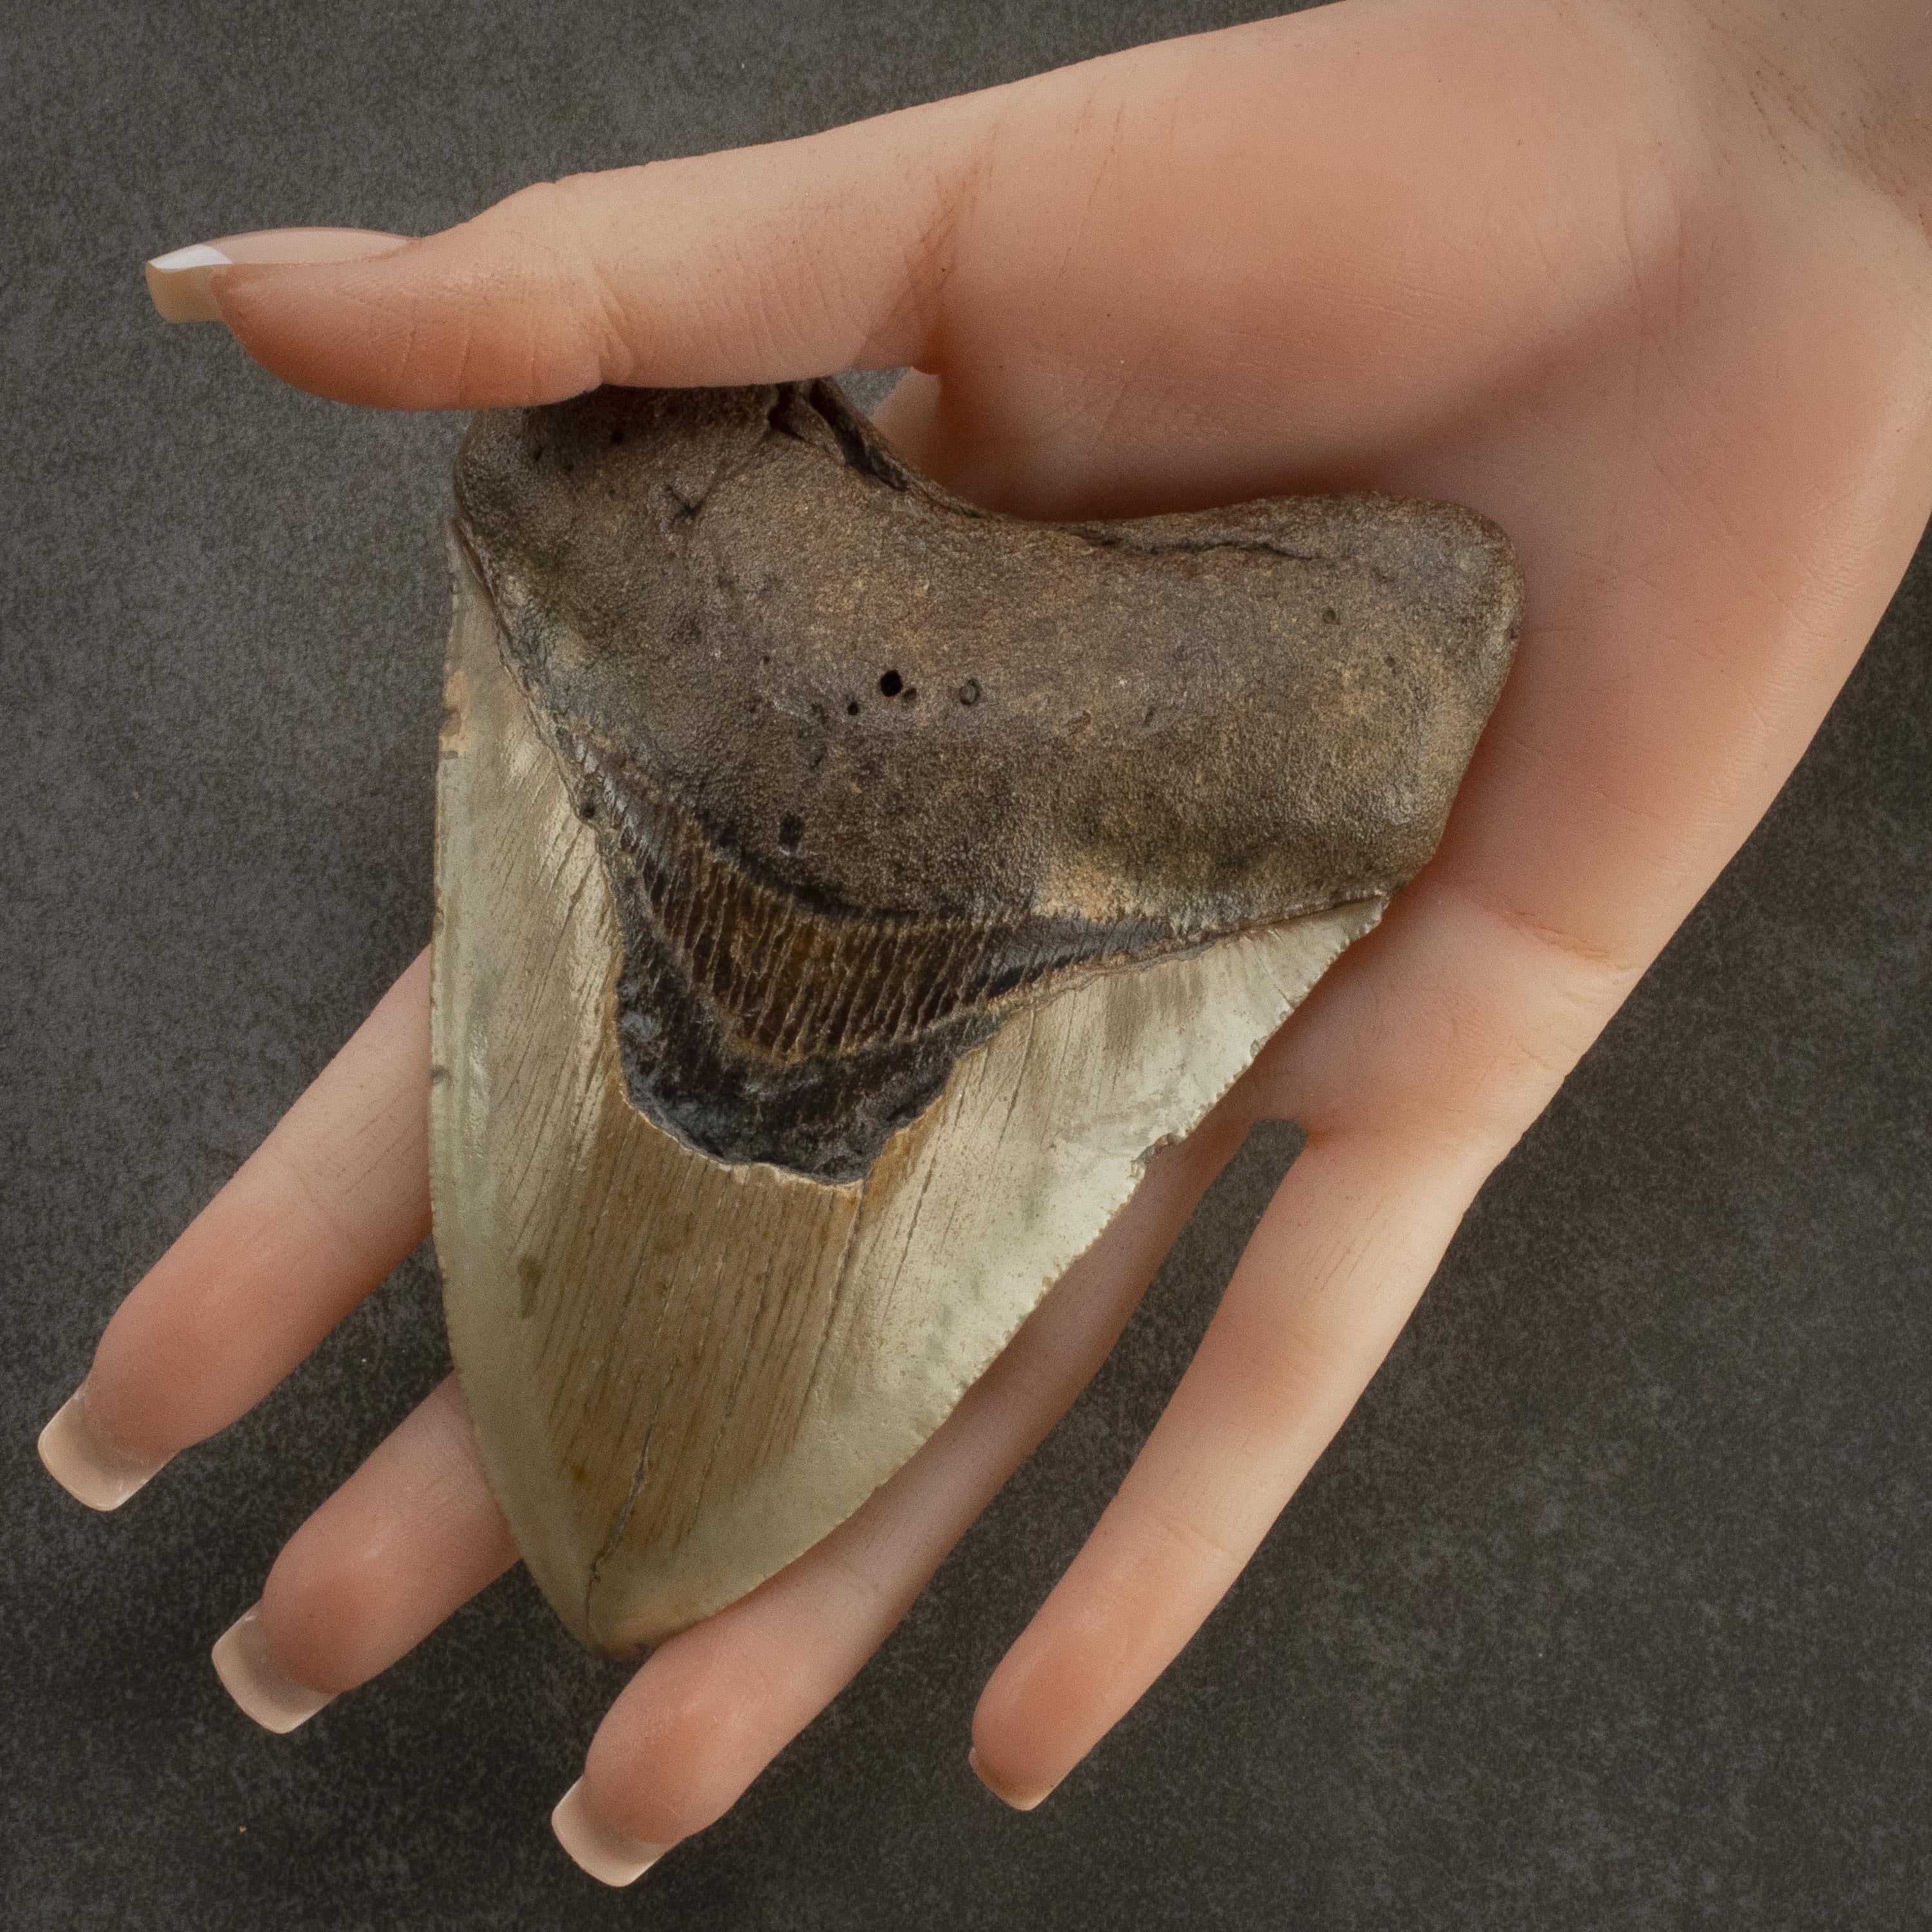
[4,1,1928,1926]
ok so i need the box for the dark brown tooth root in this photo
[454,378,1520,1185]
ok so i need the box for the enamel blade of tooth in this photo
[430,380,1521,1657]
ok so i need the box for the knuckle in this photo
[456,175,618,395]
[1345,881,1641,1164]
[1125,1492,1247,1586]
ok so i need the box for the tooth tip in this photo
[550,1779,670,1886]
[211,1605,335,1734]
[37,1390,163,1510]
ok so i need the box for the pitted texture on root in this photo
[454,379,1521,1180]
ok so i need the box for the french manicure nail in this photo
[211,1604,336,1734]
[551,1779,672,1886]
[969,1746,1059,1812]
[37,1384,167,1510]
[144,227,409,323]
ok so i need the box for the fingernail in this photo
[37,1385,167,1510]
[550,1779,672,1886]
[969,1746,1059,1812]
[211,1604,336,1734]
[145,227,408,323]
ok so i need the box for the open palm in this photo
[53,0,1932,1882]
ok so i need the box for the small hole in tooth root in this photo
[958,678,981,706]
[846,699,861,716]
[777,813,804,854]
[1321,607,1340,625]
[878,669,903,697]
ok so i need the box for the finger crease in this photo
[1441,874,1646,983]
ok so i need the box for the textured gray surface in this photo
[3,1,1929,1927]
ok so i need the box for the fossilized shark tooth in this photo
[430,379,1520,1656]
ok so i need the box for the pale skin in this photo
[59,0,1932,1879]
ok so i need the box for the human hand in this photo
[44,0,1932,1884]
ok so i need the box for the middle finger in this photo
[558,1112,1253,1882]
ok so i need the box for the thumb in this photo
[150,85,1012,411]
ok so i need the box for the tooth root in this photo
[433,533,1383,1654]
[451,381,1520,1190]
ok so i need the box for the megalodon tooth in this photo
[430,379,1520,1657]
